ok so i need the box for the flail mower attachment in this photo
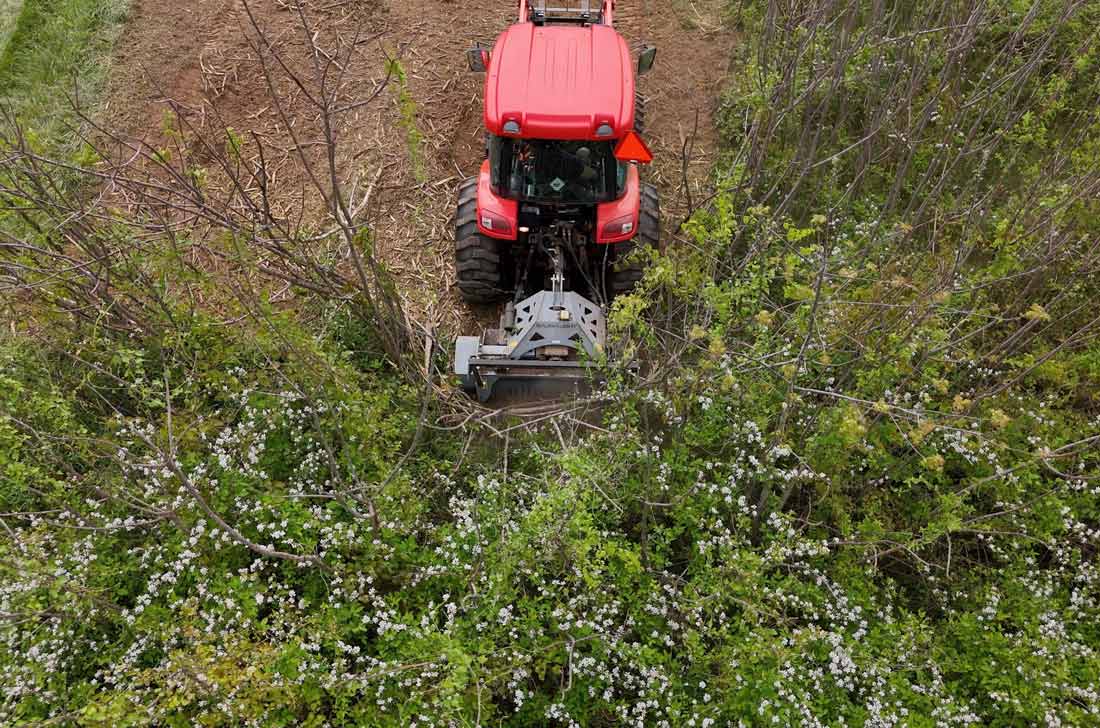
[455,255,607,403]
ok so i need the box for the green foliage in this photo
[0,0,23,56]
[0,0,130,154]
[387,57,426,184]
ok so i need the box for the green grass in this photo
[0,0,24,56]
[0,0,129,152]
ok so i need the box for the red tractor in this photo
[454,0,658,400]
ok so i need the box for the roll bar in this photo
[519,0,615,25]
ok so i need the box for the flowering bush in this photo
[1,317,1097,725]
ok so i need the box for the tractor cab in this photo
[470,14,655,241]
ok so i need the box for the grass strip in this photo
[0,0,129,152]
[0,0,25,56]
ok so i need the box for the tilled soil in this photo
[104,0,735,336]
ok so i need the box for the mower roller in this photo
[454,0,659,401]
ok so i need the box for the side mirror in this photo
[638,45,657,75]
[466,46,490,73]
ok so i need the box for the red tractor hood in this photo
[484,22,636,141]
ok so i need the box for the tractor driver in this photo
[508,141,601,199]
[565,146,600,199]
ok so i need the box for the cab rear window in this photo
[489,137,626,204]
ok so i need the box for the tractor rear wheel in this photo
[609,183,659,297]
[634,90,648,135]
[455,177,508,304]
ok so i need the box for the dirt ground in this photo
[104,0,736,336]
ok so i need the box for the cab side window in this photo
[488,136,514,194]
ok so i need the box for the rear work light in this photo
[481,212,513,235]
[602,215,635,240]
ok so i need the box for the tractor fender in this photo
[596,164,640,244]
[476,160,519,241]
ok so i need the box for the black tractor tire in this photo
[610,183,659,297]
[455,177,508,304]
[634,90,647,135]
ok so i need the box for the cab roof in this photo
[483,22,636,141]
